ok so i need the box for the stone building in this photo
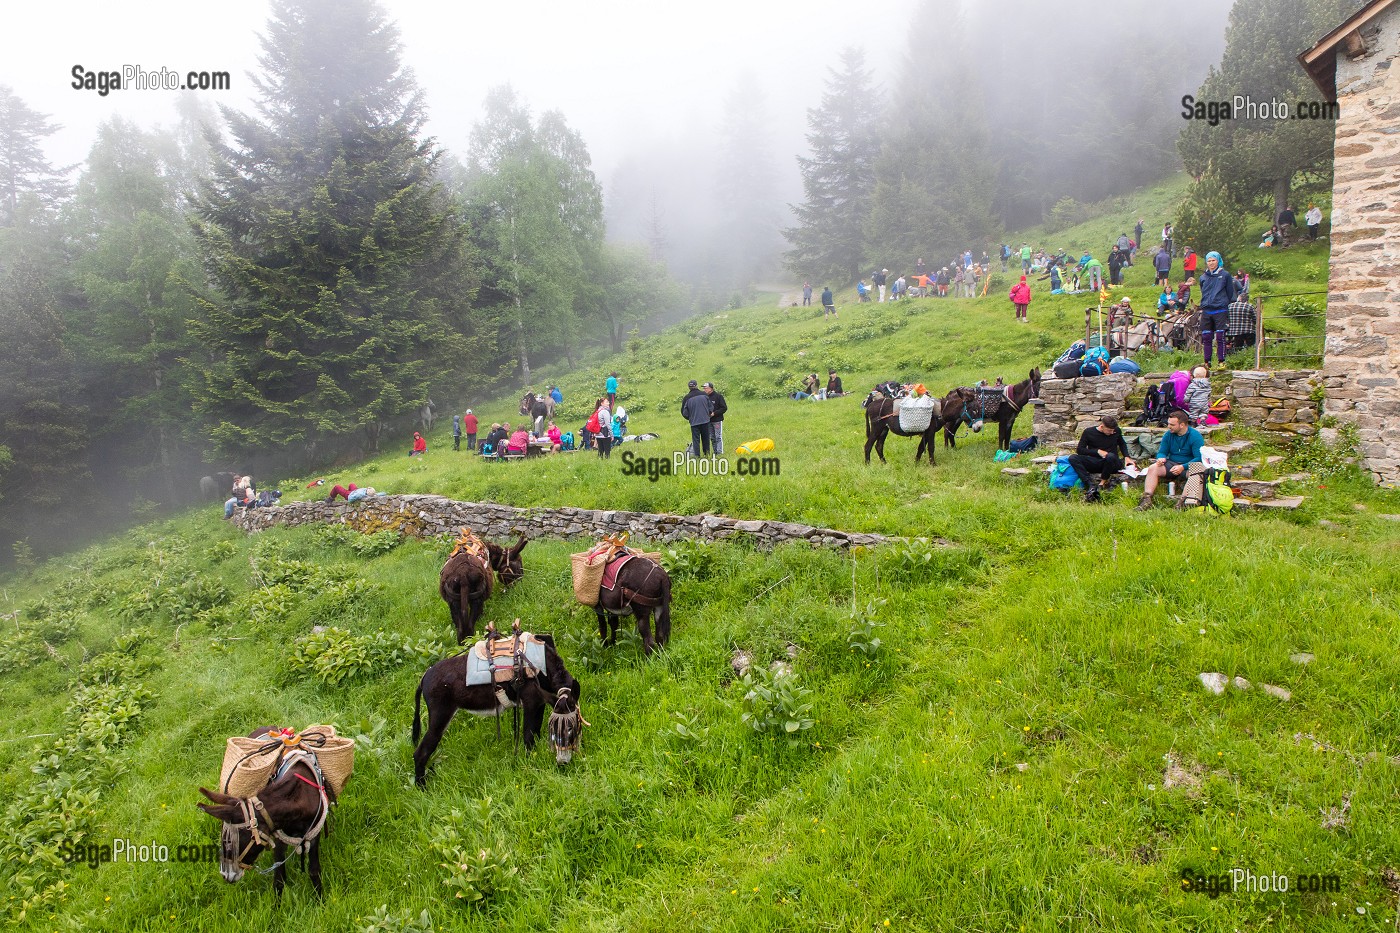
[1300,0,1400,483]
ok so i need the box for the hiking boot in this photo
[1176,496,1199,511]
[1135,493,1155,511]
[1083,485,1101,504]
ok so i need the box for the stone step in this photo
[1001,468,1031,477]
[1234,479,1283,500]
[1237,495,1306,511]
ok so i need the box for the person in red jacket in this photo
[1182,247,1198,280]
[410,432,427,457]
[1009,275,1032,322]
[462,409,478,451]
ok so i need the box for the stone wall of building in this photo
[1226,370,1323,436]
[1323,2,1400,482]
[231,494,915,551]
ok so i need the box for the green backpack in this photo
[1200,467,1234,515]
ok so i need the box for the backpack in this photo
[1053,359,1082,380]
[561,431,575,451]
[1079,357,1108,377]
[1048,456,1082,491]
[1108,358,1141,375]
[1167,371,1191,408]
[1208,397,1232,419]
[585,411,601,433]
[1201,467,1234,515]
[1008,435,1039,454]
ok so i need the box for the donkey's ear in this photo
[197,789,241,822]
[200,786,236,804]
[511,536,527,556]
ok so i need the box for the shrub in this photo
[430,801,518,908]
[287,626,438,686]
[661,541,716,580]
[740,665,816,744]
[1242,259,1281,280]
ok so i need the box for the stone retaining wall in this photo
[1035,370,1322,442]
[1226,370,1322,436]
[231,494,918,551]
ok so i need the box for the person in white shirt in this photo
[1304,204,1323,240]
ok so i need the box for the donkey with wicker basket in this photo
[571,533,673,655]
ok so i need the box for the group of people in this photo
[680,379,728,456]
[222,475,282,518]
[793,370,845,400]
[1065,411,1210,511]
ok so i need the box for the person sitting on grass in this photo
[1136,409,1205,511]
[481,422,508,456]
[547,421,563,452]
[1068,415,1134,504]
[409,432,427,457]
[223,476,255,518]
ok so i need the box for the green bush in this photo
[287,626,438,686]
[1242,259,1281,280]
[740,665,816,744]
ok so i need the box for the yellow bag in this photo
[735,438,775,455]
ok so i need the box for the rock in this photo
[1199,672,1229,695]
[1014,762,1029,773]
[785,643,800,660]
[1379,514,1400,522]
[1289,652,1315,665]
[731,650,752,677]
[1232,676,1251,691]
[769,659,793,677]
[312,625,327,634]
[1318,520,1340,530]
[1262,684,1292,701]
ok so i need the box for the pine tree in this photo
[784,48,881,285]
[188,0,472,462]
[1178,0,1364,217]
[1175,168,1247,266]
[0,85,71,226]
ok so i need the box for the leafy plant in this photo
[1242,258,1281,279]
[1284,422,1361,479]
[661,541,716,580]
[740,665,816,743]
[846,599,887,658]
[358,906,433,933]
[287,626,438,685]
[665,709,711,745]
[430,801,518,907]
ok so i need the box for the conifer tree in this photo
[784,48,881,285]
[188,0,471,462]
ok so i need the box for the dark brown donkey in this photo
[941,371,1042,451]
[863,392,944,465]
[197,728,333,897]
[439,537,526,643]
[595,555,673,655]
[412,634,581,786]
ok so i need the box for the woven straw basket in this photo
[570,548,663,606]
[218,725,355,799]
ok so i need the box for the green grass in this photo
[2,176,1399,931]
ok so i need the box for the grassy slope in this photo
[2,176,1398,932]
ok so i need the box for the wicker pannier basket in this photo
[218,725,355,798]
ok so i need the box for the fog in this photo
[4,0,1238,288]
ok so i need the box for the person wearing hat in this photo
[1197,250,1240,365]
[462,409,478,451]
[409,431,427,457]
[703,382,727,454]
[681,379,711,456]
[1009,275,1032,322]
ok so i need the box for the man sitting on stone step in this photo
[1137,410,1205,511]
[1068,415,1134,504]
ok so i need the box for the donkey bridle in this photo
[223,756,330,873]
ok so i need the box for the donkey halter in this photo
[222,748,330,873]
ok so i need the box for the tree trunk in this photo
[1272,175,1291,224]
[515,293,531,385]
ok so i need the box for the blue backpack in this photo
[1048,456,1082,491]
[561,432,575,451]
[1108,357,1141,375]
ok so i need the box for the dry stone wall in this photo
[1323,2,1400,482]
[1226,371,1322,436]
[231,494,912,551]
[1033,374,1138,444]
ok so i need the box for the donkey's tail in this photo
[412,681,424,744]
[656,572,672,637]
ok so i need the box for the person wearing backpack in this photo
[1136,409,1205,511]
[1069,415,1134,503]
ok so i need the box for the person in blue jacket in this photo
[1196,250,1240,366]
[1137,409,1206,510]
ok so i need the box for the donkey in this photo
[439,538,526,644]
[520,392,549,435]
[863,392,944,465]
[196,728,333,897]
[940,371,1042,451]
[411,634,581,786]
[595,554,673,656]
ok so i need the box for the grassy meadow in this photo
[2,178,1398,932]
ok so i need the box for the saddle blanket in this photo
[601,553,635,592]
[465,633,547,686]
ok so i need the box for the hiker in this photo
[1009,275,1031,323]
[1182,248,1198,282]
[409,432,427,457]
[1068,415,1134,503]
[857,279,870,302]
[590,400,613,458]
[802,282,813,306]
[223,476,255,518]
[1197,250,1240,366]
[1083,254,1104,292]
[1277,205,1296,245]
[507,425,532,456]
[704,381,727,455]
[874,269,887,302]
[452,414,462,451]
[462,409,478,451]
[821,286,836,317]
[482,422,508,456]
[1134,219,1145,257]
[1000,243,1010,271]
[1305,204,1323,240]
[681,379,712,456]
[826,370,844,397]
[546,421,563,452]
[326,483,378,502]
[800,372,821,400]
[550,385,563,408]
[1153,245,1172,286]
[1162,222,1174,256]
[1020,244,1032,274]
[1228,292,1258,353]
[1184,366,1212,424]
[1136,409,1205,510]
[606,372,619,410]
[1107,247,1125,285]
